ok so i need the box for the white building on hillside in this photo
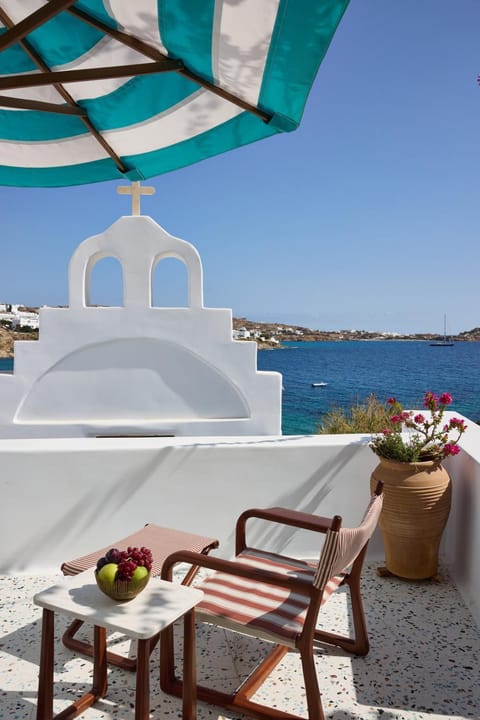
[233,327,251,339]
[0,306,39,329]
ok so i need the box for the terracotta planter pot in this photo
[370,456,451,580]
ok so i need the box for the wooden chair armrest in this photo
[161,549,314,595]
[235,507,340,554]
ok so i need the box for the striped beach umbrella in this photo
[0,1,349,187]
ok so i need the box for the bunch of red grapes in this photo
[96,546,153,581]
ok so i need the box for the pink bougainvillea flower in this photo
[370,390,466,462]
[443,443,460,457]
[423,391,438,410]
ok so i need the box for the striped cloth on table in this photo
[61,524,218,578]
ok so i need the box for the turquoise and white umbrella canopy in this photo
[0,0,349,187]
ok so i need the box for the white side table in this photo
[34,569,203,720]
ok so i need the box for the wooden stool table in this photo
[60,524,218,670]
[34,569,203,720]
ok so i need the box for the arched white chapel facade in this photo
[0,215,282,438]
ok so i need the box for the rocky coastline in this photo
[232,318,480,349]
[0,325,38,358]
[1,318,480,358]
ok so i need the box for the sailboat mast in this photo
[429,314,454,346]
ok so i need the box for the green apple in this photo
[130,565,148,590]
[96,562,118,585]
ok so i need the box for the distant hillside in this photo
[232,317,480,343]
[0,318,479,358]
[0,325,38,357]
[457,327,480,341]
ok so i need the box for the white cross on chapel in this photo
[117,181,155,216]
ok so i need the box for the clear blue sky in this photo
[1,1,479,334]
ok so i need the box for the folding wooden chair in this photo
[61,523,219,670]
[160,483,383,720]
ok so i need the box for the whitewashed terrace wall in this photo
[0,434,377,572]
[442,420,480,627]
[1,417,479,626]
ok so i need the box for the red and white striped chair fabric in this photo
[196,548,344,646]
[196,493,383,648]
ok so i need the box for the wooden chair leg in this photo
[314,554,370,657]
[313,579,369,656]
[161,623,308,720]
[236,644,288,702]
[300,645,325,720]
[347,575,369,655]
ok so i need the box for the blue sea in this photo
[2,341,479,435]
[258,341,480,434]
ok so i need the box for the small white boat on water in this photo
[311,382,328,387]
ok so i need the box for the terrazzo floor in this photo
[1,563,479,720]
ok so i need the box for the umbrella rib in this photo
[0,0,77,53]
[0,95,86,115]
[67,5,273,124]
[0,5,128,174]
[0,60,182,91]
[0,0,274,181]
